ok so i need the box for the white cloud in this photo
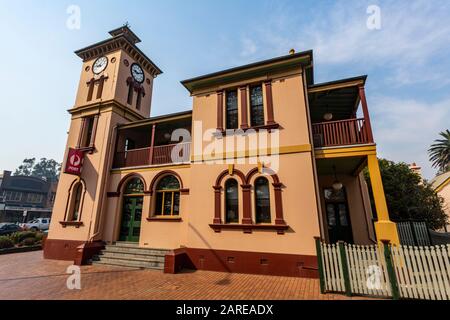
[239,0,450,87]
[371,96,450,180]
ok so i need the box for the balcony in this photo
[112,111,192,169]
[308,76,374,149]
[113,143,191,168]
[312,118,372,148]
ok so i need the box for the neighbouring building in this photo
[431,171,450,232]
[0,171,57,223]
[44,26,399,278]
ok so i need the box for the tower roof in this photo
[74,25,162,77]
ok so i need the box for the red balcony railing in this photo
[312,118,373,148]
[113,143,191,168]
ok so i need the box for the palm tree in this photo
[429,129,450,173]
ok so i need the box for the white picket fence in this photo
[318,240,450,300]
[391,245,450,300]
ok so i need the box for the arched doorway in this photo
[119,178,144,242]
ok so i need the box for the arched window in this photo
[68,181,84,221]
[225,179,239,223]
[154,175,180,216]
[255,177,271,223]
[124,178,145,195]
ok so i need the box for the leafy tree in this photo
[365,159,447,230]
[14,158,61,182]
[31,158,61,182]
[14,158,36,177]
[428,129,450,174]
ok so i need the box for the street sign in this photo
[64,148,84,176]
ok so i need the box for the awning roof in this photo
[308,76,367,123]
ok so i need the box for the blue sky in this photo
[0,0,449,180]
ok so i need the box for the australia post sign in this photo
[64,148,84,176]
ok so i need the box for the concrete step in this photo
[91,243,169,270]
[92,258,164,270]
[104,245,170,256]
[98,251,166,262]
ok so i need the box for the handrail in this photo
[312,118,371,148]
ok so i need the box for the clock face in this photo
[92,56,108,74]
[131,63,145,83]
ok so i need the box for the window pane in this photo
[255,178,271,223]
[124,178,144,194]
[163,193,173,216]
[226,90,238,129]
[157,175,180,190]
[324,188,346,202]
[250,85,265,127]
[338,204,349,227]
[225,179,239,223]
[326,204,336,227]
[155,192,164,215]
[173,192,180,215]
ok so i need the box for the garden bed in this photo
[0,231,45,255]
[0,245,42,255]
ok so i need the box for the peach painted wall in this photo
[48,101,135,242]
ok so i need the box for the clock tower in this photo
[44,26,162,261]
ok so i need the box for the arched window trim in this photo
[64,179,86,222]
[152,174,181,218]
[253,176,272,224]
[211,168,287,234]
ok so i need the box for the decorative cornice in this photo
[75,35,162,77]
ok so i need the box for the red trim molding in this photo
[107,192,121,198]
[164,247,318,278]
[264,80,276,125]
[209,223,289,235]
[43,239,104,265]
[216,90,224,132]
[59,221,84,228]
[147,217,183,222]
[212,167,286,231]
[240,86,249,129]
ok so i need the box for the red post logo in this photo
[64,148,84,176]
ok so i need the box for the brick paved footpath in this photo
[0,251,370,300]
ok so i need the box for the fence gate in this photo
[316,239,392,298]
[316,238,450,300]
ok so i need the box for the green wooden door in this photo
[119,196,143,242]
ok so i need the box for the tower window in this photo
[67,182,84,222]
[78,116,96,148]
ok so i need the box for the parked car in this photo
[20,218,51,231]
[0,223,22,236]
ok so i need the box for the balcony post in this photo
[149,124,156,165]
[358,85,374,143]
